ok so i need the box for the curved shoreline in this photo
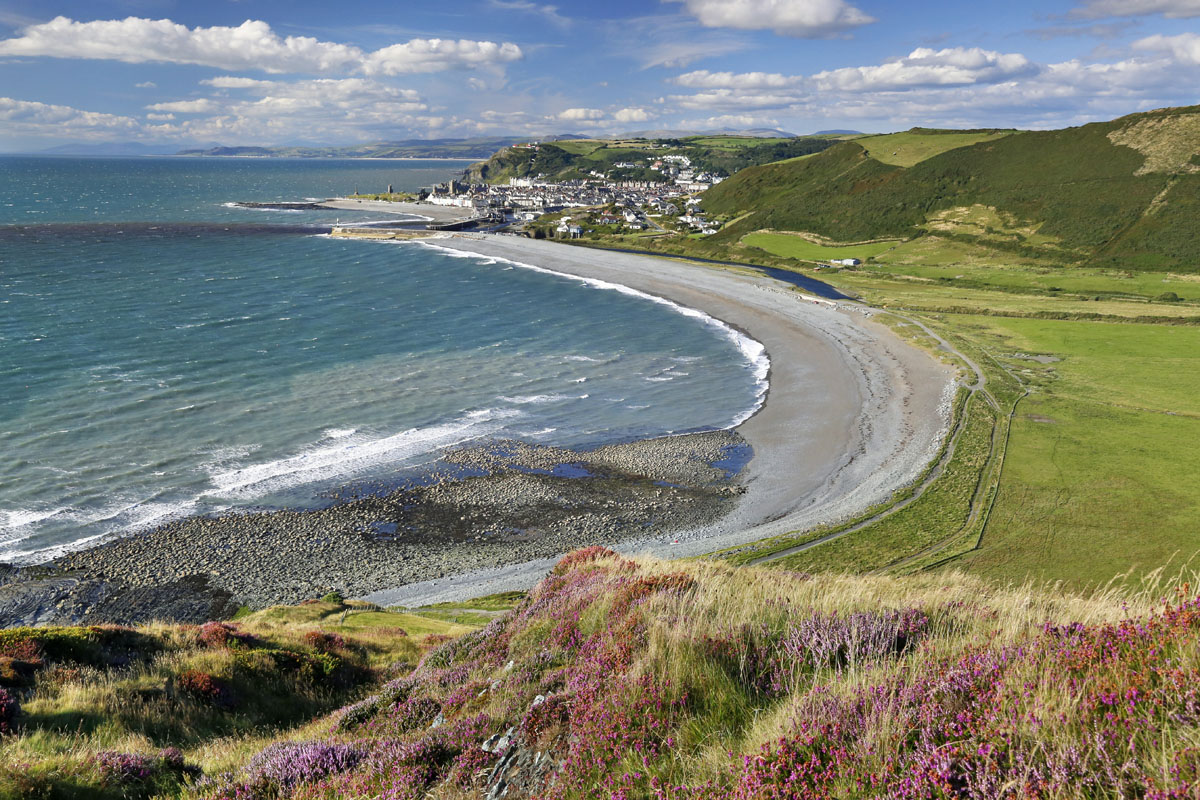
[364,234,957,607]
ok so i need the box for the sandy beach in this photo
[364,234,957,607]
[0,233,955,623]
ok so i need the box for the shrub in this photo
[244,740,365,790]
[303,630,347,653]
[178,670,232,707]
[1157,291,1182,302]
[0,687,19,734]
[196,622,255,650]
[551,546,622,575]
[321,591,346,605]
[92,751,155,783]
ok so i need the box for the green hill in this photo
[465,135,842,184]
[702,106,1200,271]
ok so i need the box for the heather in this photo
[0,598,445,799]
[4,551,1199,797]
[144,551,1200,797]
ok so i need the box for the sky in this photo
[0,0,1197,151]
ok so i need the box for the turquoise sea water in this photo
[0,157,765,562]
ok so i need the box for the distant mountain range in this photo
[37,142,183,156]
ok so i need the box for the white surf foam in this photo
[207,408,521,498]
[412,241,771,429]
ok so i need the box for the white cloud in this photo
[674,70,801,89]
[813,47,1036,91]
[614,107,654,123]
[363,39,522,76]
[146,98,218,113]
[202,76,272,89]
[0,96,139,138]
[669,88,805,110]
[672,0,874,37]
[1133,32,1200,64]
[680,113,783,129]
[134,81,157,89]
[556,107,605,121]
[0,16,522,75]
[145,112,174,120]
[1070,0,1200,18]
[488,0,570,27]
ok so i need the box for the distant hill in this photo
[465,134,837,184]
[812,129,863,135]
[621,127,796,139]
[702,106,1200,271]
[176,136,589,160]
[38,141,181,156]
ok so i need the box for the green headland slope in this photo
[703,105,1200,271]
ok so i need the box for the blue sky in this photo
[0,0,1197,150]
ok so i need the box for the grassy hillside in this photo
[465,135,842,184]
[6,551,1199,798]
[854,127,1016,167]
[0,593,507,799]
[703,106,1200,271]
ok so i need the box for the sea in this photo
[0,156,767,564]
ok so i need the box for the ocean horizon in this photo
[0,156,767,563]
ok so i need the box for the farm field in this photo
[854,129,1017,167]
[740,231,901,261]
[943,316,1200,587]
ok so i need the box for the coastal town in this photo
[416,150,727,237]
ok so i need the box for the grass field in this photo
[940,316,1200,587]
[684,135,793,149]
[854,130,1017,167]
[741,231,902,261]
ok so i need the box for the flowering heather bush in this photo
[0,687,19,734]
[197,621,255,650]
[783,607,929,672]
[0,637,43,663]
[93,750,155,783]
[243,741,365,791]
[178,669,232,707]
[303,630,346,653]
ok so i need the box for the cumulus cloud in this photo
[672,0,874,37]
[555,108,605,122]
[1070,0,1200,18]
[1134,32,1200,64]
[669,88,805,110]
[134,81,157,89]
[145,112,174,120]
[812,47,1036,91]
[202,76,273,89]
[679,113,783,130]
[146,98,218,113]
[0,16,522,75]
[614,107,654,123]
[674,70,801,89]
[0,96,139,138]
[363,39,522,75]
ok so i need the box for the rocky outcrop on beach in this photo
[0,431,745,627]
